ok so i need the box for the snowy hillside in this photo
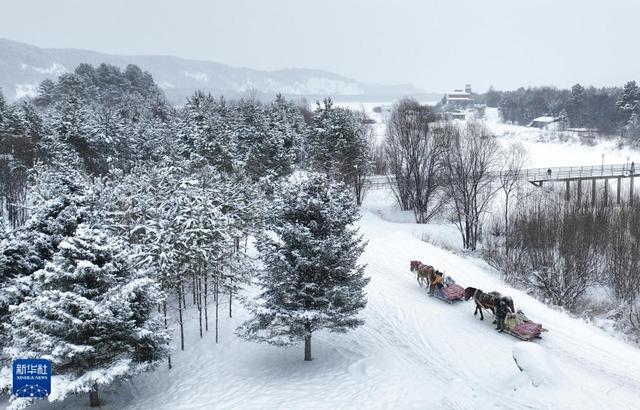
[0,38,425,103]
[19,189,640,410]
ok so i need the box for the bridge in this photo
[522,163,636,185]
[368,162,639,205]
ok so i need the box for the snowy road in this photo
[352,211,640,409]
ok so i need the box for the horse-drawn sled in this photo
[410,260,465,304]
[411,260,547,340]
[464,286,546,341]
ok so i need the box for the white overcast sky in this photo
[1,0,638,92]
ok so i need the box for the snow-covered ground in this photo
[335,101,388,145]
[8,103,640,410]
[18,188,640,410]
[485,108,640,168]
[336,102,640,168]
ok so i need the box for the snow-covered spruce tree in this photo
[238,173,368,361]
[6,224,170,407]
[0,164,93,362]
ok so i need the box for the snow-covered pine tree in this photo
[616,81,640,114]
[238,173,369,361]
[128,99,174,164]
[173,168,231,343]
[53,72,93,104]
[0,88,6,119]
[617,81,640,140]
[113,165,188,357]
[268,94,306,166]
[179,92,235,173]
[307,99,371,205]
[233,98,297,181]
[0,99,45,227]
[36,78,57,107]
[209,172,262,324]
[625,112,640,140]
[6,224,170,407]
[52,96,102,175]
[87,104,126,172]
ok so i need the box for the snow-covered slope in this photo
[0,38,424,103]
[22,189,640,410]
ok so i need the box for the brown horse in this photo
[464,287,497,320]
[410,260,437,287]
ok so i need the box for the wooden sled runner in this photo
[429,277,466,304]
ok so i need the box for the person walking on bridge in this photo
[547,168,552,179]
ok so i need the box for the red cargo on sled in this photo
[503,310,546,341]
[430,277,465,304]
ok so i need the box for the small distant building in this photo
[527,116,560,129]
[446,84,474,108]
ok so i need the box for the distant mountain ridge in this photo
[0,38,435,103]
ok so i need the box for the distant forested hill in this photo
[0,38,431,103]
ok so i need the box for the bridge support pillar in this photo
[592,179,597,207]
[632,176,635,205]
[604,178,609,206]
[565,180,570,201]
[617,177,622,204]
[577,180,582,204]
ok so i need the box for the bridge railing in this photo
[518,163,633,181]
[367,163,637,190]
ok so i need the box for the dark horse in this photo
[464,287,497,321]
[488,291,515,315]
[464,287,515,321]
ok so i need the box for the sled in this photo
[502,310,547,341]
[429,276,465,304]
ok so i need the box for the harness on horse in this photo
[472,288,480,304]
